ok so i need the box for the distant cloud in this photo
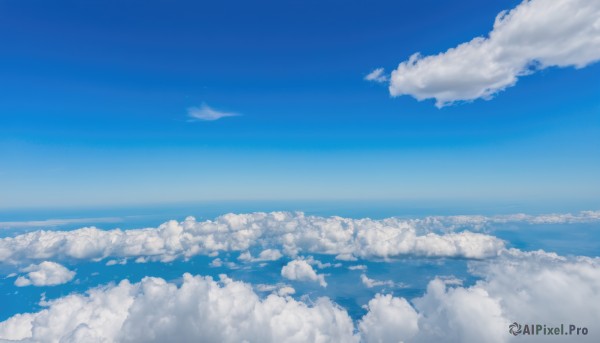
[1,210,598,266]
[380,0,600,107]
[14,261,75,287]
[0,217,122,230]
[187,103,240,121]
[360,274,402,289]
[281,259,327,287]
[364,68,388,83]
[0,212,509,265]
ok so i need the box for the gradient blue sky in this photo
[1,0,599,209]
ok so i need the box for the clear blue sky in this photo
[1,0,599,208]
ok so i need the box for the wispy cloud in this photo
[0,217,122,230]
[187,103,240,121]
[364,68,388,83]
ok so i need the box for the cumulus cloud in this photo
[385,0,600,107]
[359,249,600,342]
[1,250,599,342]
[14,261,75,287]
[364,68,388,83]
[358,294,419,343]
[0,274,356,343]
[281,260,327,287]
[187,103,240,121]
[0,211,509,266]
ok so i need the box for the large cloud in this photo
[381,0,600,107]
[14,261,75,287]
[0,274,357,343]
[0,212,509,265]
[357,249,600,342]
[2,210,598,266]
[0,250,599,342]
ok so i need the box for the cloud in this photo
[254,283,296,297]
[0,211,511,266]
[14,261,75,287]
[187,103,240,121]
[358,249,600,342]
[360,274,402,289]
[0,274,357,343]
[364,68,388,83]
[238,249,283,262]
[358,294,419,343]
[385,0,600,107]
[0,217,122,230]
[1,250,599,342]
[348,264,367,271]
[281,259,327,287]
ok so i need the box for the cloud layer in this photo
[14,261,75,287]
[1,250,598,342]
[0,211,511,265]
[383,0,600,107]
[358,249,600,342]
[0,274,357,343]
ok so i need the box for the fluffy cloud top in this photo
[187,103,240,121]
[0,212,509,265]
[281,260,327,287]
[385,0,600,107]
[0,274,356,343]
[358,249,600,342]
[1,250,599,342]
[358,294,419,343]
[14,261,75,287]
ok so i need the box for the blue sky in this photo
[1,0,599,209]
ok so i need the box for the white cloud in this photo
[14,261,75,287]
[1,250,599,342]
[348,264,367,271]
[386,0,600,107]
[209,258,223,267]
[358,294,419,343]
[364,68,388,83]
[360,274,402,289]
[238,249,283,262]
[0,274,357,343]
[0,212,509,266]
[187,103,239,121]
[281,259,327,287]
[0,217,122,230]
[255,283,296,297]
[359,249,600,342]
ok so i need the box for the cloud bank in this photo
[0,212,509,265]
[381,0,600,107]
[14,261,75,287]
[0,274,357,343]
[1,250,598,342]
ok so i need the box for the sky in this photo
[1,0,599,209]
[1,1,600,342]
